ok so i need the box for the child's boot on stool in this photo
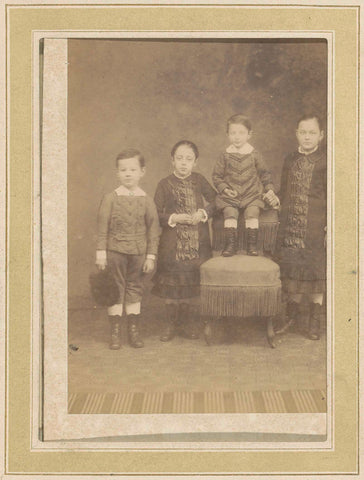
[246,228,259,256]
[308,303,321,340]
[127,314,144,348]
[222,228,237,257]
[109,315,122,350]
[179,303,199,339]
[160,303,178,342]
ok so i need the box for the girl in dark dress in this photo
[152,140,216,341]
[275,115,326,340]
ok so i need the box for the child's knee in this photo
[244,205,260,220]
[223,206,239,220]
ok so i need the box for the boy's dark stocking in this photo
[127,314,144,348]
[308,303,321,340]
[246,228,259,256]
[160,303,178,342]
[222,228,237,257]
[179,303,199,339]
[108,315,122,350]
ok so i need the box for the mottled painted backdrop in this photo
[68,39,327,304]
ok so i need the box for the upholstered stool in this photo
[212,208,279,254]
[200,255,282,348]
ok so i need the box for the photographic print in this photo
[66,38,328,418]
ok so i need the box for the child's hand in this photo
[173,213,192,225]
[96,258,107,270]
[142,258,155,274]
[263,190,280,208]
[190,210,205,225]
[223,188,238,198]
[263,189,275,204]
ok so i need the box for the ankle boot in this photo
[179,303,199,339]
[109,315,122,350]
[308,303,321,340]
[160,303,178,342]
[246,228,259,256]
[222,228,237,257]
[286,301,300,324]
[127,314,144,348]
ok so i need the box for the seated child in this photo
[212,114,279,256]
[96,149,159,350]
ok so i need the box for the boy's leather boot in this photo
[179,303,199,339]
[246,228,259,256]
[127,314,144,348]
[222,228,237,257]
[308,303,321,340]
[109,315,122,350]
[160,303,178,342]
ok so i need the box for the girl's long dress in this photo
[152,172,216,299]
[275,148,327,294]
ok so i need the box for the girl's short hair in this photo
[296,114,323,131]
[171,140,199,159]
[116,148,145,168]
[226,114,252,132]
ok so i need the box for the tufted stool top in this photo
[201,255,281,287]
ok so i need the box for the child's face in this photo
[296,118,324,152]
[172,145,197,177]
[116,156,145,189]
[227,123,251,149]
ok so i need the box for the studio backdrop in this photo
[67,38,327,305]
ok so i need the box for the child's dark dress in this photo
[152,172,216,299]
[275,147,327,294]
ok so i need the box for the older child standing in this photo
[152,140,216,341]
[275,115,326,340]
[213,114,279,257]
[96,149,159,349]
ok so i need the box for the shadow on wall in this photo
[67,38,328,303]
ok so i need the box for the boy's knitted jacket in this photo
[212,144,274,208]
[97,185,159,256]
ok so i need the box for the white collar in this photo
[298,145,318,155]
[115,185,146,197]
[173,171,192,180]
[226,143,254,155]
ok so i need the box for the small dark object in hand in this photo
[89,267,119,306]
[69,344,79,351]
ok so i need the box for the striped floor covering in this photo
[68,390,326,414]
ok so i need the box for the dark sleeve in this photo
[254,151,275,192]
[96,192,113,250]
[154,180,172,227]
[198,174,216,218]
[277,155,291,203]
[212,154,229,193]
[145,196,160,256]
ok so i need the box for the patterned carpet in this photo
[68,389,326,414]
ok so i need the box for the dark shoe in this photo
[246,227,259,256]
[127,314,144,348]
[222,228,237,257]
[160,304,177,342]
[109,315,122,350]
[179,303,199,339]
[286,301,300,324]
[308,303,321,340]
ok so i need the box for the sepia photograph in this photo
[66,38,328,418]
